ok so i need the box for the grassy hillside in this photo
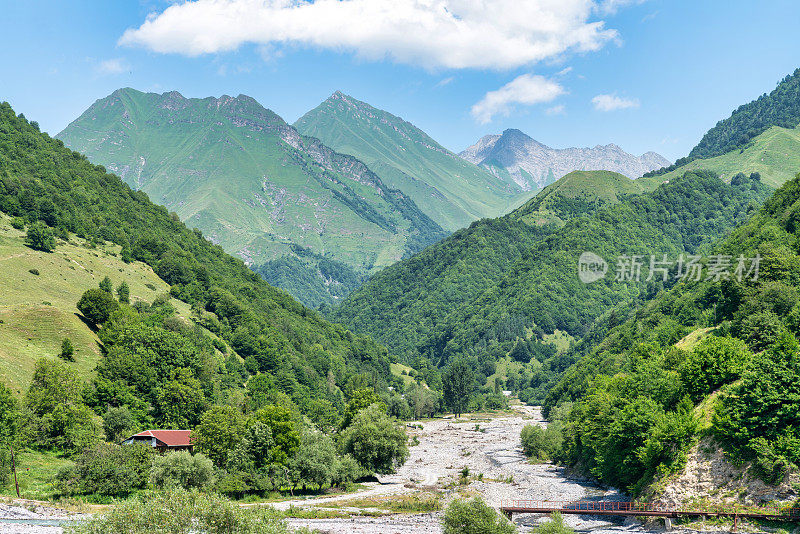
[0,214,166,393]
[57,88,447,306]
[512,170,644,226]
[294,92,530,231]
[333,171,770,367]
[641,125,800,189]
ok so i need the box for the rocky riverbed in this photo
[0,500,86,534]
[282,405,663,534]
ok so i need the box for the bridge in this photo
[499,500,800,530]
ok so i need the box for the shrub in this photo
[10,217,24,230]
[116,281,130,304]
[66,487,292,534]
[678,336,751,402]
[442,497,516,534]
[28,268,39,276]
[98,276,113,294]
[102,406,134,443]
[59,442,153,497]
[59,338,74,361]
[150,450,214,490]
[535,512,575,534]
[485,393,508,410]
[25,221,56,252]
[77,288,119,325]
[520,424,563,462]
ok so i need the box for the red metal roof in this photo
[129,429,192,447]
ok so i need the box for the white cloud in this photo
[596,0,647,15]
[96,58,130,75]
[119,0,623,70]
[591,93,639,111]
[435,76,455,88]
[471,74,564,124]
[545,104,566,115]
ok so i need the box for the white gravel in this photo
[283,405,669,534]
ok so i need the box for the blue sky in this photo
[1,0,799,161]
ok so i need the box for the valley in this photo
[2,6,800,533]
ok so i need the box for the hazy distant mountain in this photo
[460,129,670,191]
[295,92,530,231]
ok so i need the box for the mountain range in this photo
[332,67,800,367]
[57,89,448,306]
[460,128,670,191]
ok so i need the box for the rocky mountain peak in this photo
[460,129,670,191]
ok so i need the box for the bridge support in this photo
[664,517,673,531]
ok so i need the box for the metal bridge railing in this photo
[499,500,800,518]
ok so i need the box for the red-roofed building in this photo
[122,430,193,452]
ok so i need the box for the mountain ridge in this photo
[57,88,447,306]
[294,92,531,231]
[460,128,670,191]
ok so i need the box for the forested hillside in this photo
[539,173,800,498]
[511,170,644,226]
[334,170,770,371]
[690,68,800,160]
[251,245,364,310]
[57,88,447,307]
[646,68,800,183]
[0,101,394,415]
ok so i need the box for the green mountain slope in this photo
[641,124,800,189]
[56,88,447,306]
[644,67,800,186]
[511,170,644,226]
[251,245,364,310]
[294,91,530,231]
[0,100,392,408]
[333,170,770,364]
[689,68,800,160]
[542,173,800,497]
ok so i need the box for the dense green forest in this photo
[334,171,771,381]
[645,68,800,178]
[540,173,800,495]
[252,245,364,309]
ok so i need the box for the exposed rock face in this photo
[654,438,798,507]
[460,129,671,191]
